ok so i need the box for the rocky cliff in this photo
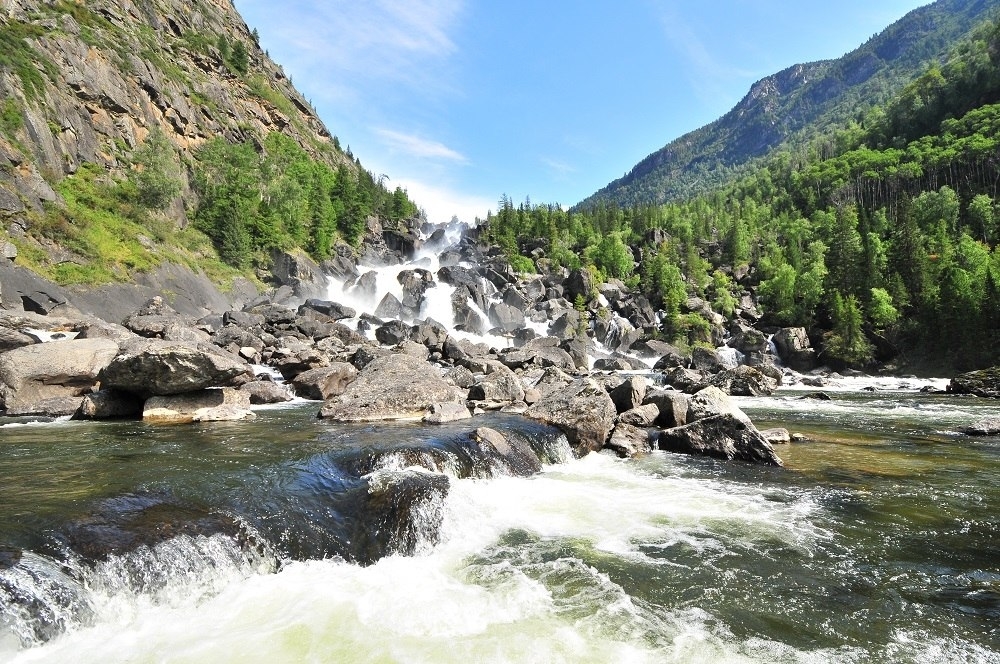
[0,0,345,230]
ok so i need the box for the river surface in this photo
[1,381,999,663]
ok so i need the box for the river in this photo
[1,378,999,663]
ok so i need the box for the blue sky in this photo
[232,1,929,223]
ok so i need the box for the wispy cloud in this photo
[393,177,494,225]
[541,156,577,179]
[375,129,468,163]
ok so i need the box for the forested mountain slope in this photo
[0,0,417,287]
[579,0,1000,210]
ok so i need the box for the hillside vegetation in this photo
[0,0,417,287]
[487,18,1000,370]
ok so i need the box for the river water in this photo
[1,379,998,663]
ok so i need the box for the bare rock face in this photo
[99,338,251,397]
[143,388,255,424]
[0,338,119,415]
[773,327,817,372]
[524,377,617,456]
[318,355,465,422]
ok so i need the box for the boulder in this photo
[410,319,449,354]
[239,380,293,405]
[657,415,783,466]
[691,346,726,373]
[73,389,144,420]
[376,320,411,346]
[563,268,594,303]
[488,302,525,334]
[423,402,472,424]
[662,367,710,394]
[291,363,358,400]
[443,336,494,373]
[949,368,1000,399]
[594,355,646,371]
[374,293,403,320]
[760,428,792,444]
[0,338,119,416]
[653,345,690,370]
[709,366,778,396]
[960,418,1000,435]
[618,403,661,427]
[608,375,647,414]
[319,355,465,422]
[773,327,817,372]
[524,377,617,456]
[686,386,751,425]
[606,423,653,459]
[301,299,356,321]
[641,388,689,428]
[443,365,476,389]
[468,362,525,403]
[0,325,36,352]
[269,250,327,301]
[143,388,256,424]
[99,338,251,397]
[470,427,542,476]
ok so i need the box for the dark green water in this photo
[0,390,998,663]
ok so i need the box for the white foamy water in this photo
[3,453,830,664]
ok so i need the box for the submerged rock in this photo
[470,426,543,476]
[961,418,1000,436]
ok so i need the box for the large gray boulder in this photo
[0,338,119,415]
[99,338,251,397]
[657,415,783,466]
[949,368,1000,399]
[468,361,525,403]
[524,377,617,456]
[291,363,358,401]
[709,365,778,396]
[773,327,817,372]
[319,354,465,422]
[470,427,542,476]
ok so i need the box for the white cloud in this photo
[394,177,494,226]
[375,129,468,163]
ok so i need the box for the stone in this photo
[641,389,689,428]
[618,403,661,427]
[319,355,464,422]
[949,367,1000,399]
[524,377,617,456]
[99,338,251,397]
[488,302,525,334]
[686,386,752,425]
[443,365,476,389]
[291,363,358,400]
[760,428,791,445]
[239,380,293,405]
[143,388,256,424]
[606,423,653,459]
[301,299,356,321]
[657,414,783,466]
[468,362,525,403]
[470,426,542,476]
[662,367,710,394]
[709,365,778,396]
[0,338,119,416]
[773,327,817,372]
[608,375,648,414]
[73,389,144,420]
[961,418,1000,436]
[423,402,472,424]
[375,320,411,346]
[691,346,725,373]
[374,293,403,320]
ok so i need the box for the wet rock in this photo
[143,387,256,423]
[961,418,1000,436]
[657,414,784,466]
[525,377,617,456]
[374,293,403,320]
[691,346,725,373]
[594,355,647,371]
[760,428,792,444]
[606,423,653,458]
[949,367,1000,399]
[100,338,251,398]
[488,302,525,334]
[291,363,358,400]
[73,389,143,420]
[375,320,411,346]
[709,365,778,396]
[800,392,832,401]
[471,427,542,476]
[0,338,119,416]
[397,269,434,316]
[549,310,584,340]
[319,355,465,422]
[563,268,594,303]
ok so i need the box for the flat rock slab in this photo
[100,338,250,396]
[143,388,255,424]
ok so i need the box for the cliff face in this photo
[0,0,344,228]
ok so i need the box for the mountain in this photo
[0,0,342,219]
[578,0,1000,210]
